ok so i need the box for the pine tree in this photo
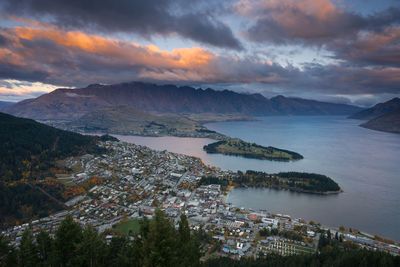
[178,213,201,267]
[107,236,133,267]
[36,229,52,266]
[54,214,82,266]
[178,214,190,245]
[75,225,107,267]
[0,234,17,267]
[143,209,179,267]
[19,229,38,267]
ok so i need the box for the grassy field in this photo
[115,219,141,235]
[56,174,75,186]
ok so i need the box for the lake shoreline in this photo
[106,116,400,241]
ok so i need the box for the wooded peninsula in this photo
[200,170,342,194]
[203,139,303,161]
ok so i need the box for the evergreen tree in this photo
[178,213,201,266]
[36,230,52,266]
[107,236,134,267]
[54,214,82,266]
[18,229,38,267]
[178,214,190,245]
[75,225,107,267]
[0,234,17,267]
[139,216,150,240]
[143,209,179,267]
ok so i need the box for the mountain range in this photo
[349,97,400,134]
[2,82,362,121]
[0,101,15,110]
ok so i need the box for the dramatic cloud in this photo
[0,21,282,86]
[1,0,243,50]
[330,26,400,67]
[0,1,399,105]
[234,0,400,76]
[235,0,400,46]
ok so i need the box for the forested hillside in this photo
[0,112,115,227]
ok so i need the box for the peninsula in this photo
[203,139,303,161]
[200,170,342,194]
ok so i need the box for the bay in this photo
[114,116,400,241]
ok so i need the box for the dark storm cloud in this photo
[0,64,48,82]
[329,27,400,67]
[1,0,242,50]
[237,0,400,68]
[300,63,400,95]
[240,1,400,46]
[0,34,8,46]
[1,13,399,101]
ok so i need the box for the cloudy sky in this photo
[0,0,399,106]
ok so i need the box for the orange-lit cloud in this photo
[235,0,338,20]
[1,15,399,102]
[0,17,283,86]
[8,26,215,71]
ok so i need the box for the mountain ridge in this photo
[361,107,400,134]
[0,101,15,110]
[348,97,400,134]
[2,81,362,120]
[349,97,400,120]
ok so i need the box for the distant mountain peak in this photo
[270,95,286,100]
[87,83,105,88]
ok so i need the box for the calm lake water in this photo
[113,116,400,241]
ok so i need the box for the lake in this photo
[113,116,400,241]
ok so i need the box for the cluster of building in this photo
[2,140,399,257]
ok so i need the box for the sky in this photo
[0,0,399,106]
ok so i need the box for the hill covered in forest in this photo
[0,112,115,227]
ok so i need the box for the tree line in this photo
[1,210,398,267]
[0,210,201,267]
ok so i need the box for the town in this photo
[2,140,399,258]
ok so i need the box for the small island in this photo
[203,139,303,161]
[200,170,342,194]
